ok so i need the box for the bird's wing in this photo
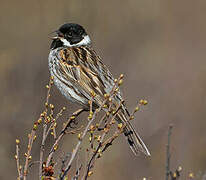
[54,47,117,106]
[52,47,150,156]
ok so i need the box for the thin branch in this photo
[59,107,99,179]
[166,124,173,180]
[28,161,40,168]
[61,76,124,180]
[39,123,47,179]
[46,108,85,167]
[16,74,141,180]
[58,152,71,178]
[39,76,53,179]
[72,164,83,180]
[15,140,22,179]
[83,102,123,180]
[23,129,36,180]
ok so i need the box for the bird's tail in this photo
[115,107,150,156]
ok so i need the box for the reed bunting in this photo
[48,23,150,156]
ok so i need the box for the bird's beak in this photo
[49,30,63,40]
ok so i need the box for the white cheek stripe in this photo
[61,35,91,47]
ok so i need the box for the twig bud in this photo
[88,171,93,177]
[90,90,96,97]
[134,106,140,112]
[49,104,54,109]
[40,113,45,117]
[62,107,66,110]
[115,87,119,93]
[188,173,194,178]
[139,99,148,105]
[178,166,182,172]
[120,74,124,79]
[16,139,20,144]
[118,123,123,130]
[118,79,123,86]
[69,116,75,121]
[50,76,54,80]
[77,133,81,140]
[46,116,51,123]
[88,114,93,120]
[111,120,116,124]
[104,128,109,133]
[103,104,108,108]
[37,118,42,124]
[104,93,109,98]
[33,124,38,130]
[54,144,58,151]
[90,125,95,131]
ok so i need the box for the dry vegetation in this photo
[14,75,203,180]
[14,75,149,180]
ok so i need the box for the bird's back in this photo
[49,46,122,108]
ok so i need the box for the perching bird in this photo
[48,23,150,156]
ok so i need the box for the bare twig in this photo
[65,125,84,134]
[72,164,83,180]
[166,124,173,180]
[28,161,40,168]
[39,76,53,179]
[59,107,98,179]
[61,75,125,180]
[23,129,36,180]
[15,139,22,179]
[58,152,71,178]
[39,123,47,179]
[83,102,123,180]
[46,108,85,168]
[16,74,147,180]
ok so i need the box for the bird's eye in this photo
[67,31,73,37]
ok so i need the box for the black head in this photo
[50,23,91,49]
[59,23,86,43]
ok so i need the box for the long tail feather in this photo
[115,108,150,156]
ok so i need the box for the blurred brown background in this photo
[1,0,206,179]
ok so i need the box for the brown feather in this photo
[49,46,150,156]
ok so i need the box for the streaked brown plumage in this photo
[48,23,150,156]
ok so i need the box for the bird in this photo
[48,23,150,156]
